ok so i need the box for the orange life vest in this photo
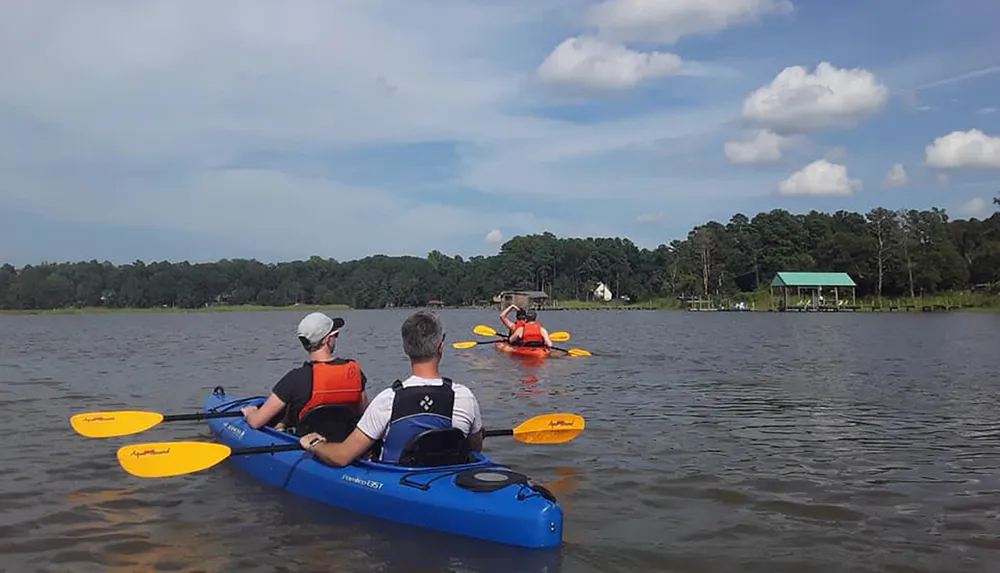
[512,319,526,333]
[521,322,544,344]
[298,360,364,421]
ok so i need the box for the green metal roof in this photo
[770,272,857,287]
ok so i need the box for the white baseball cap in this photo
[296,312,345,345]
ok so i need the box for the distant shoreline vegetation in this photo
[1,205,998,313]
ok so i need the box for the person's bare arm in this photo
[541,327,553,348]
[241,393,286,429]
[499,304,518,330]
[299,428,375,467]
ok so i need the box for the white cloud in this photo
[585,0,794,44]
[537,36,683,90]
[636,211,664,223]
[485,229,504,243]
[777,159,861,196]
[937,173,951,186]
[884,163,908,187]
[978,107,998,114]
[925,129,1000,169]
[723,129,791,164]
[741,62,889,133]
[956,197,993,219]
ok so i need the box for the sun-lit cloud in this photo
[741,62,890,133]
[925,129,1000,169]
[777,159,861,196]
[537,36,684,91]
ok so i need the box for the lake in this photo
[1,308,999,572]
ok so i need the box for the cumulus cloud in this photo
[884,163,908,187]
[585,0,794,44]
[777,160,861,196]
[924,129,1000,169]
[956,197,993,220]
[485,229,504,243]
[537,36,683,90]
[724,129,792,164]
[741,62,889,133]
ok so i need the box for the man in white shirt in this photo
[299,310,484,466]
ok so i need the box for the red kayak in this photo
[495,341,551,359]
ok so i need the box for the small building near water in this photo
[771,271,857,311]
[426,299,445,308]
[493,290,550,309]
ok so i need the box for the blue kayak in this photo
[203,387,564,548]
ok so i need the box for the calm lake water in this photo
[1,308,999,572]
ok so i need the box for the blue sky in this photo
[2,0,999,266]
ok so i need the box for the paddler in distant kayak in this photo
[240,312,369,433]
[506,309,552,349]
[300,310,485,466]
[499,304,527,342]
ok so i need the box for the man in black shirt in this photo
[241,312,368,432]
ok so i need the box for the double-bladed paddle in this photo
[71,410,244,438]
[116,412,586,478]
[459,325,593,356]
[472,324,571,341]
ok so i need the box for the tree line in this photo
[2,200,999,311]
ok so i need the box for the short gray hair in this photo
[401,310,444,362]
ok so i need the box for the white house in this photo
[594,282,613,301]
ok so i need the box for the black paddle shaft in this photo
[162,411,243,422]
[229,429,516,456]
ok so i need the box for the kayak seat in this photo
[295,404,360,442]
[397,428,474,467]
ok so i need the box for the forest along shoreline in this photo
[1,205,999,314]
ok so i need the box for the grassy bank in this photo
[544,298,681,310]
[0,304,352,316]
[540,291,1000,312]
[688,290,1000,312]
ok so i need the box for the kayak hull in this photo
[494,342,551,359]
[203,387,563,548]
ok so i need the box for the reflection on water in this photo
[2,309,1000,572]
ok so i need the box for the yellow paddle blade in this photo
[71,410,165,438]
[473,325,498,337]
[452,341,483,349]
[549,331,570,342]
[566,348,592,357]
[512,413,585,444]
[117,441,233,478]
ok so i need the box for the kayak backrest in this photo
[295,404,360,441]
[397,428,474,467]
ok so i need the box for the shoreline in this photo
[2,299,998,315]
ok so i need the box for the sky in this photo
[2,0,1000,266]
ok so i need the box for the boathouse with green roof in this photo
[770,271,858,311]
